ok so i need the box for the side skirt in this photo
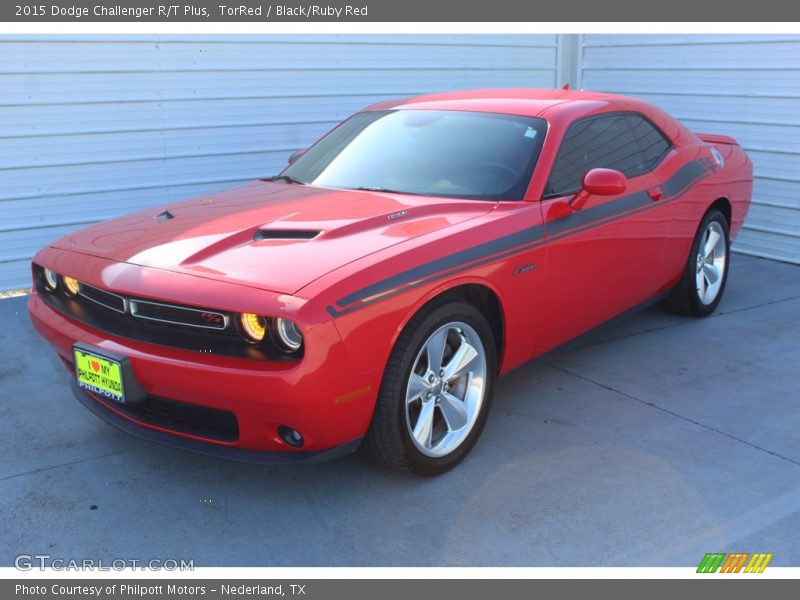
[502,289,673,377]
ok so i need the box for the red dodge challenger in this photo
[29,89,752,475]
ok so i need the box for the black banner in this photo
[3,0,800,21]
[5,580,800,600]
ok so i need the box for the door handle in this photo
[647,187,663,202]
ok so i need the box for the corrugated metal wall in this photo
[4,34,798,291]
[0,34,559,291]
[581,34,800,264]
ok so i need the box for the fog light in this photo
[278,425,304,448]
[273,318,303,352]
[63,276,79,296]
[43,268,58,291]
[239,313,267,342]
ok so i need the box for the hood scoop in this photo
[253,229,321,241]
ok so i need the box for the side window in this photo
[545,113,672,197]
[624,114,672,169]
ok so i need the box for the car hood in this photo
[51,181,495,294]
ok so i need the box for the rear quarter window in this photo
[625,114,672,168]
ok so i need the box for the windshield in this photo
[281,109,547,201]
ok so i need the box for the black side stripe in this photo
[545,190,651,237]
[335,224,546,310]
[327,236,548,317]
[545,159,711,242]
[326,159,712,318]
[664,158,713,198]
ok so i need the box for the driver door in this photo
[537,112,673,353]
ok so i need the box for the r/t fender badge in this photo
[513,263,537,276]
[387,210,410,221]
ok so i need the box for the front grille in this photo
[130,299,228,330]
[32,263,301,361]
[118,396,239,442]
[98,392,239,442]
[79,283,126,313]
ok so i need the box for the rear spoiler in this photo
[696,132,739,146]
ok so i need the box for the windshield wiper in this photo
[265,174,305,184]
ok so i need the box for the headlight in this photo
[43,268,58,291]
[62,276,79,296]
[239,313,267,342]
[273,318,303,352]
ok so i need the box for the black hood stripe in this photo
[326,159,712,317]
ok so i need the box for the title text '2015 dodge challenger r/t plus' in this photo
[29,89,752,475]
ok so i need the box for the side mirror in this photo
[569,168,627,211]
[287,149,306,165]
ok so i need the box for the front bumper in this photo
[71,380,363,464]
[29,291,379,458]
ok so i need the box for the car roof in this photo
[366,88,645,121]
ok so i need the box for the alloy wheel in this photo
[404,321,487,458]
[695,221,727,305]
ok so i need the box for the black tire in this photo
[663,208,730,317]
[364,299,497,476]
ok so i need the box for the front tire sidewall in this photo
[393,302,497,476]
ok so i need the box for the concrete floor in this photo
[1,254,798,567]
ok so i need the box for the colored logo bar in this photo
[697,553,773,573]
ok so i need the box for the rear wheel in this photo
[364,300,497,476]
[663,209,730,317]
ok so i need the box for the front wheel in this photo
[663,208,730,317]
[364,300,497,476]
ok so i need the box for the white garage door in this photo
[0,34,559,291]
[581,34,800,265]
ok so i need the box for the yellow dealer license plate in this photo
[74,347,126,403]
